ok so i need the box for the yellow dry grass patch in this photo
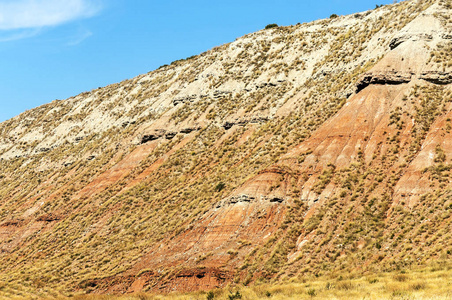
[18,266,449,300]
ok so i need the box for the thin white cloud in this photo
[0,0,102,30]
[0,28,41,42]
[66,29,92,46]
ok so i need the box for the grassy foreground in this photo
[34,265,449,300]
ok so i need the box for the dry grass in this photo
[14,266,448,300]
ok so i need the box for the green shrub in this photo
[214,182,225,192]
[307,288,317,297]
[207,291,215,300]
[228,291,242,299]
[265,23,278,29]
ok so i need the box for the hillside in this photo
[0,0,451,297]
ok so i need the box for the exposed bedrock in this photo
[389,33,433,50]
[356,71,413,93]
[420,71,452,85]
[356,70,452,93]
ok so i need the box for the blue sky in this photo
[0,0,394,122]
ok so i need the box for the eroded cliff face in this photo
[0,0,451,296]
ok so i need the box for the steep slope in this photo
[0,0,451,297]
